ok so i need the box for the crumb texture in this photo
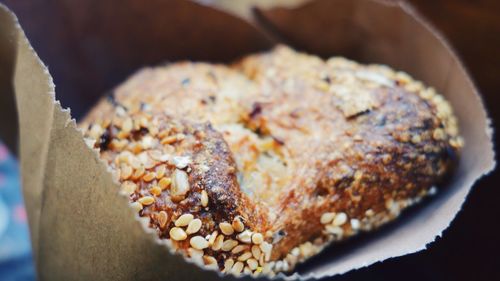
[80,45,462,277]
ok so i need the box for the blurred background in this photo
[0,0,498,280]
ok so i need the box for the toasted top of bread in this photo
[80,45,462,276]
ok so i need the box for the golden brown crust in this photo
[235,47,461,259]
[80,45,462,276]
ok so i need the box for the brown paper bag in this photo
[0,0,494,280]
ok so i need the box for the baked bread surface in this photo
[80,46,462,276]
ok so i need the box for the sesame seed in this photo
[230,261,244,275]
[332,212,348,226]
[131,143,142,154]
[138,196,155,206]
[251,245,261,259]
[171,169,190,201]
[286,253,298,266]
[420,88,434,99]
[326,225,344,237]
[365,209,374,217]
[139,117,149,128]
[238,251,252,261]
[120,182,137,195]
[148,150,162,161]
[450,138,463,148]
[251,233,264,245]
[201,190,208,207]
[231,245,248,254]
[161,135,177,145]
[172,156,191,169]
[254,267,263,277]
[428,186,438,196]
[386,199,401,215]
[186,218,202,234]
[350,218,361,230]
[159,154,170,162]
[247,258,258,270]
[219,222,234,236]
[188,247,204,258]
[223,259,234,272]
[158,211,168,228]
[143,172,156,182]
[275,261,284,271]
[170,227,187,241]
[259,242,272,261]
[433,128,445,140]
[212,234,224,251]
[175,214,194,227]
[158,177,171,190]
[190,236,209,250]
[354,170,363,181]
[203,256,218,267]
[155,165,166,179]
[411,134,421,144]
[141,135,154,149]
[110,139,127,150]
[208,231,218,246]
[232,216,245,232]
[131,166,145,180]
[149,186,162,196]
[117,151,131,164]
[399,132,410,142]
[382,154,392,164]
[122,118,133,133]
[291,247,300,257]
[282,261,290,271]
[236,230,252,244]
[120,165,133,180]
[221,239,238,251]
[88,124,102,139]
[262,263,272,274]
[129,155,141,169]
[156,129,168,139]
[130,201,143,213]
[320,212,335,224]
[353,134,363,141]
[143,159,157,170]
[299,242,313,257]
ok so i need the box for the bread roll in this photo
[80,46,462,277]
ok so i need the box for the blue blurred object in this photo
[0,142,35,281]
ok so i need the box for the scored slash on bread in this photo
[80,45,462,277]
